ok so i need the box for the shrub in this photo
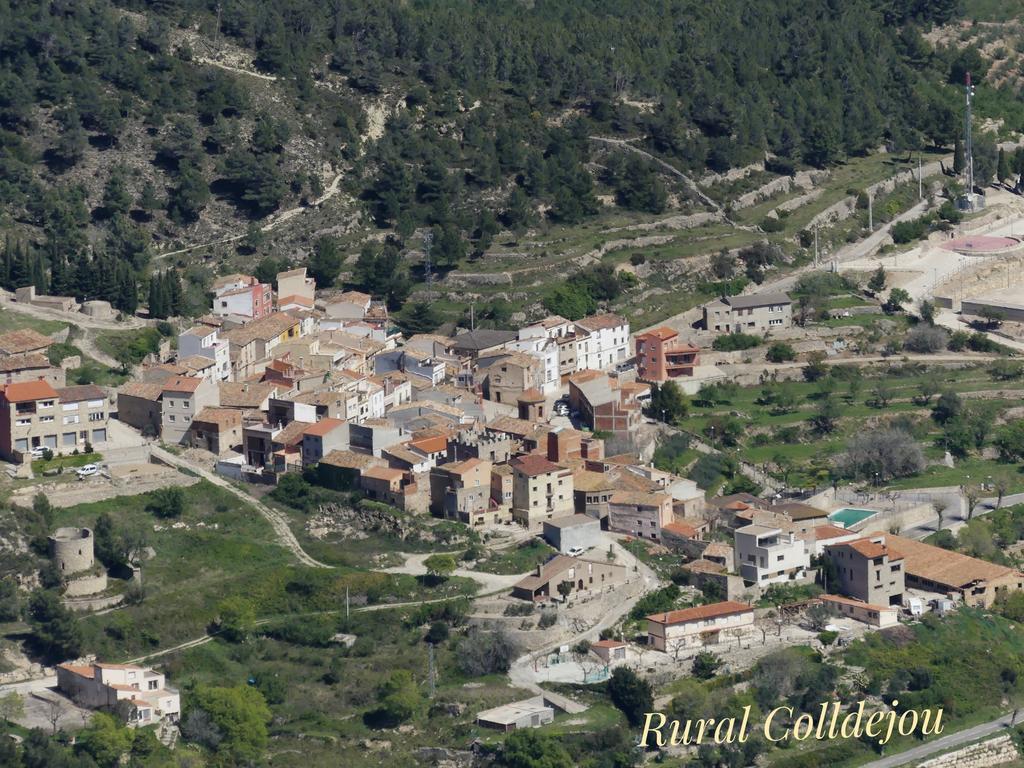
[766,341,796,363]
[712,332,762,352]
[538,610,557,629]
[457,626,518,675]
[818,630,839,646]
[904,325,949,353]
[145,486,185,518]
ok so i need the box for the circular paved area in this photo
[940,235,1021,254]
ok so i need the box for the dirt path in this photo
[589,136,731,220]
[150,446,330,569]
[382,551,526,594]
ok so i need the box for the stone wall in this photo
[916,734,1019,768]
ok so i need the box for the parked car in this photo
[566,546,585,557]
[29,446,48,458]
[76,464,99,478]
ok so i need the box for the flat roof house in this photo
[512,554,626,602]
[57,662,180,727]
[734,524,810,586]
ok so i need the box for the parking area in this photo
[15,690,91,732]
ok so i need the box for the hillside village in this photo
[7,182,1024,765]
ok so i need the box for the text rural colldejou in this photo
[639,700,943,747]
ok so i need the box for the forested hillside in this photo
[0,0,1009,322]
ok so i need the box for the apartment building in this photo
[0,379,61,460]
[574,313,630,370]
[300,417,349,465]
[702,292,792,334]
[478,351,545,405]
[510,454,574,529]
[634,327,700,383]
[734,524,810,585]
[56,385,109,449]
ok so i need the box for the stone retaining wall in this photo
[916,734,1019,768]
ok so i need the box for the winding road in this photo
[862,713,1017,768]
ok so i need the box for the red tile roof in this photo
[161,376,202,394]
[511,454,563,477]
[3,379,58,402]
[302,417,346,437]
[646,601,753,626]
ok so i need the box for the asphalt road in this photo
[862,714,1016,768]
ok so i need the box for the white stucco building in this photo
[734,524,810,585]
[57,662,180,727]
[574,313,630,371]
[178,326,232,382]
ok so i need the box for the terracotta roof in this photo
[362,466,404,482]
[336,291,371,305]
[118,381,164,401]
[213,273,252,289]
[192,407,242,428]
[813,524,857,541]
[877,532,1020,589]
[302,417,346,437]
[443,457,484,475]
[0,352,50,372]
[178,355,217,371]
[219,381,277,408]
[518,388,545,403]
[162,376,202,394]
[591,639,626,648]
[3,379,58,402]
[0,328,53,354]
[320,449,382,470]
[646,601,753,626]
[57,664,94,679]
[278,294,314,308]
[220,312,299,346]
[56,385,106,402]
[574,469,615,492]
[273,420,312,447]
[409,435,447,454]
[636,326,678,341]
[575,313,626,332]
[820,594,893,613]
[702,542,733,559]
[834,537,902,561]
[662,521,698,538]
[511,454,564,477]
[95,662,144,670]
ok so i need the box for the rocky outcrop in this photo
[306,503,411,540]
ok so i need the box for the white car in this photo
[554,403,569,416]
[76,464,99,478]
[566,546,585,557]
[29,446,48,458]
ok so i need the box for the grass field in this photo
[473,538,556,575]
[0,307,67,335]
[51,481,465,659]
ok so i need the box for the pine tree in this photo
[953,138,965,175]
[997,148,1010,182]
[167,272,183,316]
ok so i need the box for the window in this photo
[39,400,54,409]
[39,416,53,423]
[168,415,176,422]
[182,401,190,409]
[167,400,175,407]
[87,399,104,409]
[769,318,783,326]
[63,415,80,425]
[88,412,104,422]
[15,418,30,426]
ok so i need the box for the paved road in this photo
[150,445,331,569]
[862,714,1015,768]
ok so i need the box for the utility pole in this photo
[345,587,349,619]
[814,224,819,265]
[868,193,873,231]
[422,231,434,302]
[918,154,923,200]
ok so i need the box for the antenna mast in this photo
[964,72,975,202]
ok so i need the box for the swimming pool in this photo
[829,507,879,528]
